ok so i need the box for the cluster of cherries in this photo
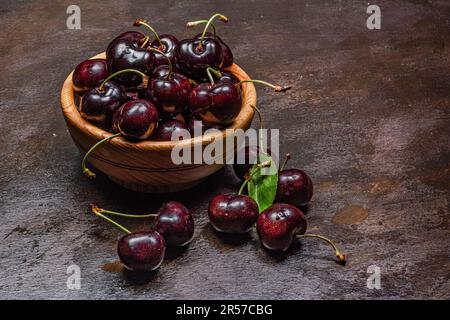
[91,151,344,273]
[79,14,345,273]
[72,13,288,178]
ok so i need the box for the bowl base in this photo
[108,175,207,193]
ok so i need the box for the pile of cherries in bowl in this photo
[72,14,286,146]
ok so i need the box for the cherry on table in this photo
[155,201,194,247]
[275,154,314,206]
[91,205,166,272]
[256,203,345,264]
[208,194,259,234]
[72,58,109,94]
[118,231,166,272]
[91,202,195,247]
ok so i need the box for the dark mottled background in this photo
[0,0,449,299]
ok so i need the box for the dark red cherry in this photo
[177,38,223,79]
[155,201,194,247]
[150,34,179,67]
[217,70,238,84]
[154,119,188,141]
[152,64,178,78]
[147,72,192,115]
[194,32,233,68]
[118,231,166,272]
[189,81,241,125]
[106,39,155,87]
[112,99,159,139]
[72,59,109,94]
[106,31,146,53]
[208,194,259,234]
[79,81,125,125]
[256,203,307,252]
[275,169,313,207]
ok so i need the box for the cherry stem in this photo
[206,67,215,85]
[296,234,346,265]
[238,79,292,92]
[91,204,158,219]
[197,13,228,51]
[82,133,121,179]
[280,153,291,171]
[134,19,162,47]
[99,69,148,91]
[140,35,150,48]
[147,47,173,78]
[186,20,217,38]
[238,160,272,195]
[91,205,131,234]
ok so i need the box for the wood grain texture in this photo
[60,53,257,192]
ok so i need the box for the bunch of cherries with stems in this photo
[209,106,346,264]
[72,13,290,179]
[90,201,194,272]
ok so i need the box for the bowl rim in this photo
[60,52,257,150]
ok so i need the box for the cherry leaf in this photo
[247,153,278,212]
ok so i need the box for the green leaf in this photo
[247,153,279,212]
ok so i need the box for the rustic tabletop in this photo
[1,0,449,299]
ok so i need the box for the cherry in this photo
[208,194,259,233]
[106,38,155,88]
[256,203,345,264]
[187,18,234,68]
[106,31,146,53]
[188,68,241,125]
[81,98,158,178]
[207,161,271,234]
[112,99,159,139]
[275,154,314,206]
[91,201,194,247]
[190,74,291,126]
[134,19,179,67]
[217,70,238,84]
[79,81,125,126]
[155,201,194,247]
[72,58,109,94]
[79,69,146,126]
[154,119,187,141]
[91,206,165,272]
[118,231,166,272]
[146,49,192,115]
[177,13,228,79]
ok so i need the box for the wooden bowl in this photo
[60,53,256,193]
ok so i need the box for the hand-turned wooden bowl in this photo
[60,53,256,193]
